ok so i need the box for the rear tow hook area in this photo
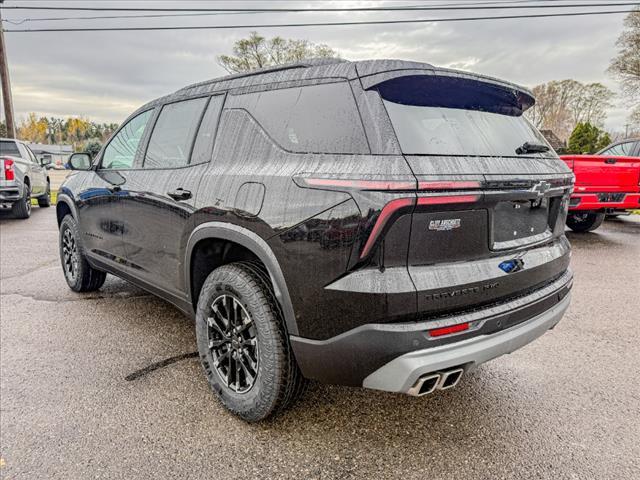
[407,367,465,397]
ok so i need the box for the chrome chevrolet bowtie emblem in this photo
[531,180,551,199]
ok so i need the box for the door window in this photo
[26,147,39,164]
[101,110,153,170]
[144,97,208,169]
[599,141,633,156]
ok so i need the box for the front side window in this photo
[239,82,369,154]
[379,75,549,157]
[599,141,633,156]
[144,97,208,169]
[102,110,153,169]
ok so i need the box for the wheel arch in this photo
[186,223,298,336]
[55,193,78,226]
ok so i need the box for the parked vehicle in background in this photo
[56,59,574,421]
[561,138,640,232]
[0,138,52,219]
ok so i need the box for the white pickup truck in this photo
[0,138,51,219]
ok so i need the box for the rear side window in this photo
[241,82,368,154]
[0,140,21,158]
[144,97,208,169]
[599,141,634,156]
[191,95,225,165]
[102,110,153,169]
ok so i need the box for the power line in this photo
[2,1,639,12]
[2,1,639,24]
[1,10,264,25]
[4,9,635,32]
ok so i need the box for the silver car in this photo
[0,138,51,219]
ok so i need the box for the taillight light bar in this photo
[302,178,416,191]
[297,177,482,192]
[359,197,414,259]
[3,158,15,181]
[417,194,480,206]
[418,181,481,190]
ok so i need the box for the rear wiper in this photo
[516,142,550,155]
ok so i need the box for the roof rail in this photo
[178,58,347,92]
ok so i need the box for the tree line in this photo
[0,114,118,154]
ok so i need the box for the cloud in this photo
[2,1,630,132]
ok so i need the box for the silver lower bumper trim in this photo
[363,293,571,394]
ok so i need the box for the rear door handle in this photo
[605,158,616,164]
[167,188,192,201]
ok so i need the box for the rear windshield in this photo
[0,140,21,157]
[378,75,549,157]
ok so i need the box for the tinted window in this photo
[384,101,548,156]
[191,95,225,165]
[600,141,634,156]
[0,140,21,157]
[102,110,153,169]
[144,97,208,168]
[241,82,368,154]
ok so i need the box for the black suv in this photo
[58,59,573,421]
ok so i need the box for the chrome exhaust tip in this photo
[437,368,464,390]
[407,373,441,397]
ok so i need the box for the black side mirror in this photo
[40,157,52,168]
[67,153,92,170]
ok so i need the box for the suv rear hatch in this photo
[369,73,572,317]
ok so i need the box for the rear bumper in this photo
[291,269,572,388]
[569,190,640,211]
[363,292,570,394]
[0,184,23,207]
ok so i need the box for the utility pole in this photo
[624,123,630,139]
[0,1,17,138]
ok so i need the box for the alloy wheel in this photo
[207,294,259,393]
[62,228,79,282]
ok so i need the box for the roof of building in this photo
[28,143,74,155]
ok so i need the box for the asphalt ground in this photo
[1,207,639,479]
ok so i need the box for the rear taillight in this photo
[360,197,414,258]
[293,175,482,260]
[3,158,15,181]
[359,194,480,259]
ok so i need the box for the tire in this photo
[566,212,606,232]
[38,182,51,208]
[12,183,31,219]
[195,262,307,422]
[59,214,107,292]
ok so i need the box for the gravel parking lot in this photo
[1,207,639,479]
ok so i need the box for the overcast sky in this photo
[1,0,633,134]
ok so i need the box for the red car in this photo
[561,138,640,232]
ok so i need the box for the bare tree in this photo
[608,8,640,130]
[609,8,640,100]
[526,80,614,140]
[218,32,339,74]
